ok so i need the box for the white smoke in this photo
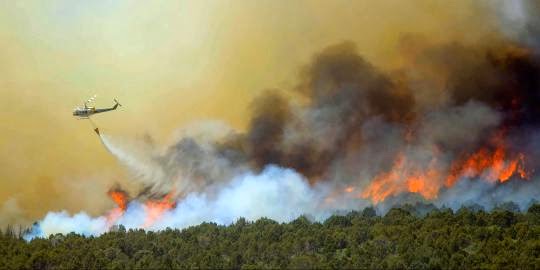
[436,177,540,211]
[25,166,348,240]
[492,0,540,47]
[25,212,108,239]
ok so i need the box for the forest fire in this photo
[108,190,128,210]
[359,131,530,203]
[142,192,176,228]
[24,1,540,239]
[361,153,440,203]
[105,188,177,229]
[93,40,539,229]
[446,133,529,186]
[106,189,129,226]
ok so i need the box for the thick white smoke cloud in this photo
[153,166,333,230]
[25,212,109,240]
[25,166,348,240]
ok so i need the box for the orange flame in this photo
[446,135,528,186]
[360,132,530,204]
[361,154,405,203]
[106,190,129,226]
[108,190,128,210]
[142,192,176,228]
[104,187,178,229]
[361,153,441,203]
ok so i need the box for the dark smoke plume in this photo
[121,37,540,203]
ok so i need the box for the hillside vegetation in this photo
[1,204,539,269]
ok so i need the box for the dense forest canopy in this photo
[2,203,539,269]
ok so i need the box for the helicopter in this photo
[73,95,121,134]
[73,95,121,119]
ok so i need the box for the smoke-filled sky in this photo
[1,1,538,228]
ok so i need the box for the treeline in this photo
[1,204,539,269]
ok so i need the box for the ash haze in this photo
[0,1,534,228]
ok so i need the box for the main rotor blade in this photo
[86,95,97,104]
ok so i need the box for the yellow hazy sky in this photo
[0,1,499,226]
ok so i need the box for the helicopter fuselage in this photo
[72,101,120,118]
[73,107,95,117]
